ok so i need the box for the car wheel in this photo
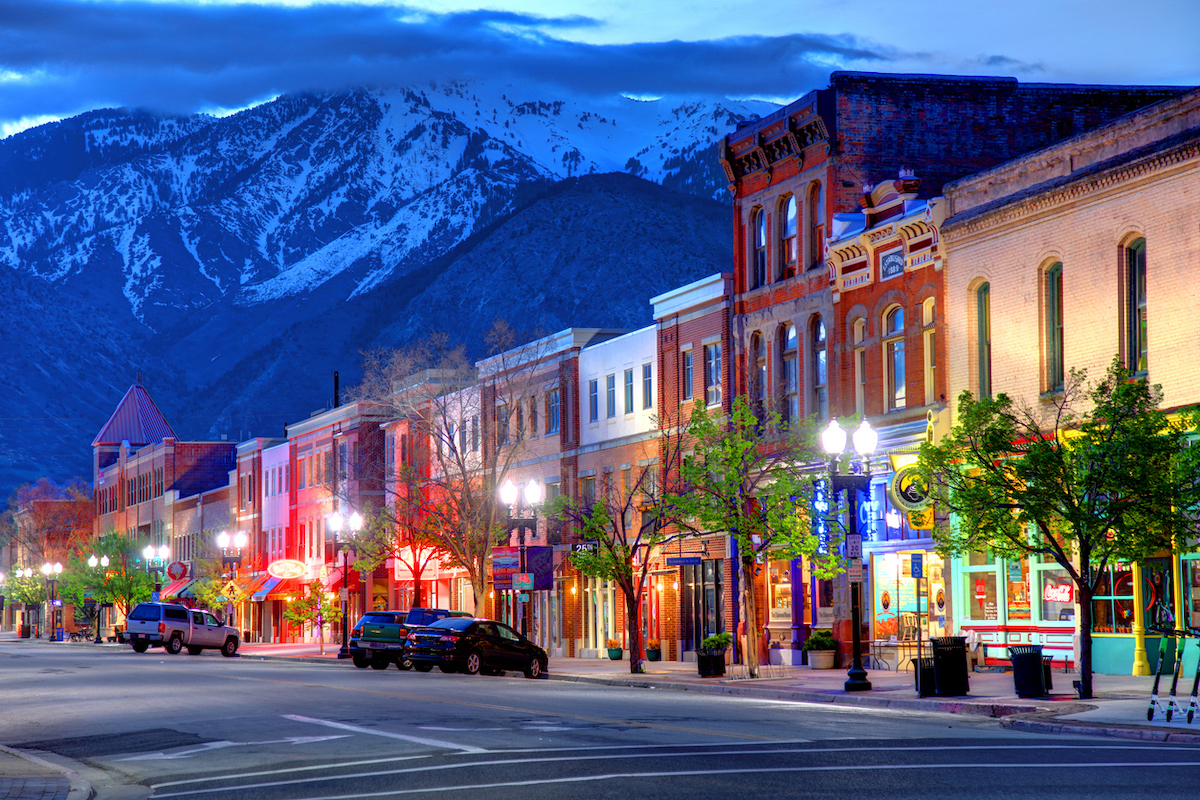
[187,645,203,656]
[352,654,370,669]
[221,637,238,658]
[414,664,433,673]
[131,641,149,653]
[371,654,391,670]
[165,634,184,655]
[439,664,458,674]
[397,658,413,671]
[464,651,482,675]
[523,656,543,679]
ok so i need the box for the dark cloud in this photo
[979,54,1046,73]
[0,0,890,123]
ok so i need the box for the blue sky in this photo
[2,0,1197,137]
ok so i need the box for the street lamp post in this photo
[41,561,63,641]
[822,418,877,693]
[87,554,110,643]
[216,530,248,627]
[328,510,363,659]
[17,567,34,637]
[499,478,542,638]
[142,544,170,598]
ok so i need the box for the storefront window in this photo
[963,572,998,621]
[1005,559,1031,621]
[768,559,793,624]
[1142,557,1174,631]
[967,550,994,567]
[1039,569,1074,621]
[1186,559,1200,630]
[1091,565,1134,633]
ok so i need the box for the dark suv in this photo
[349,608,473,669]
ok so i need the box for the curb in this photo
[0,744,93,800]
[544,672,1043,718]
[1000,708,1200,743]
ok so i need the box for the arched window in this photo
[751,332,767,418]
[922,297,936,405]
[811,316,827,419]
[1126,240,1147,374]
[884,306,906,411]
[752,208,767,289]
[779,324,798,424]
[853,319,867,415]
[977,284,992,398]
[779,195,797,280]
[1045,263,1064,392]
[807,182,824,270]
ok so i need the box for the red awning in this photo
[265,578,301,601]
[160,579,192,600]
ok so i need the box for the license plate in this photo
[366,641,386,649]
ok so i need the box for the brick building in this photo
[939,86,1200,674]
[717,71,1187,668]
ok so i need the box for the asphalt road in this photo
[4,640,1200,799]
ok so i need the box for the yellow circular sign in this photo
[888,464,931,513]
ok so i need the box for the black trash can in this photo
[18,624,30,639]
[1043,655,1054,691]
[697,648,726,678]
[930,636,970,697]
[1009,645,1046,698]
[915,656,936,697]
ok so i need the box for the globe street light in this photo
[143,544,170,597]
[329,509,364,659]
[41,561,63,641]
[822,418,876,692]
[499,478,543,637]
[86,554,110,643]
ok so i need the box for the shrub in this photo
[646,639,661,650]
[606,638,621,649]
[802,629,837,651]
[701,632,733,651]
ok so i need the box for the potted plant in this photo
[606,638,623,660]
[697,632,733,677]
[646,639,662,662]
[803,628,837,669]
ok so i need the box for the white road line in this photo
[148,745,1200,798]
[118,735,350,761]
[282,715,487,754]
[278,761,1200,800]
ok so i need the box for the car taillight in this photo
[159,622,165,633]
[407,633,418,642]
[351,628,361,637]
[438,635,459,643]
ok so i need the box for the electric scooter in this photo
[1165,630,1189,722]
[1185,627,1200,724]
[1148,629,1174,721]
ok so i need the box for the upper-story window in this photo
[546,388,561,434]
[1126,239,1147,375]
[642,364,653,409]
[624,369,635,414]
[811,316,827,419]
[853,319,866,415]
[497,404,510,445]
[682,350,694,401]
[529,398,538,438]
[779,195,797,280]
[1045,264,1064,392]
[884,306,906,411]
[751,332,767,417]
[977,283,992,398]
[704,343,722,407]
[752,208,767,289]
[807,181,824,270]
[606,374,617,418]
[922,297,937,405]
[588,379,599,422]
[779,324,798,424]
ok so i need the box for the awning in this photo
[322,567,360,591]
[160,579,192,600]
[266,578,301,601]
[251,576,280,601]
[243,573,272,598]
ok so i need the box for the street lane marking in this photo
[130,663,779,741]
[284,715,487,754]
[118,735,350,760]
[149,746,1200,798]
[271,761,1200,799]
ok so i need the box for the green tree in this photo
[669,397,838,678]
[553,422,686,675]
[282,579,342,654]
[84,530,154,620]
[918,357,1200,699]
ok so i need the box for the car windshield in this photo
[128,604,162,621]
[360,614,397,625]
[426,617,474,631]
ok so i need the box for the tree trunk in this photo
[472,575,488,618]
[1077,584,1094,699]
[742,556,760,679]
[411,558,425,608]
[624,582,643,674]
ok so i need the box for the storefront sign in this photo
[666,556,702,566]
[166,561,188,581]
[974,577,986,604]
[888,464,931,513]
[268,559,307,580]
[1043,583,1074,604]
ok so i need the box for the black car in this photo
[404,617,547,678]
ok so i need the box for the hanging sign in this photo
[268,559,307,580]
[166,561,188,581]
[888,464,931,513]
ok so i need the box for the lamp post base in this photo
[337,646,352,660]
[844,669,872,692]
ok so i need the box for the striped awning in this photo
[265,578,301,601]
[160,579,192,600]
[251,576,280,602]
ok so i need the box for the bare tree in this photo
[5,478,93,568]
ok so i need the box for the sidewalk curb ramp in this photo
[0,743,93,800]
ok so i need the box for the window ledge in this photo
[1038,389,1065,402]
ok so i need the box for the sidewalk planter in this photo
[807,650,835,669]
[607,648,623,660]
[802,628,837,669]
[646,644,662,662]
[697,632,733,677]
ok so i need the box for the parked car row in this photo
[350,609,547,679]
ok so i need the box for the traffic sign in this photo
[518,593,530,603]
[848,560,863,584]
[513,573,534,591]
[846,534,862,559]
[911,553,924,579]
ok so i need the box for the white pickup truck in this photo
[125,601,240,657]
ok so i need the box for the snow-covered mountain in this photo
[0,81,775,489]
